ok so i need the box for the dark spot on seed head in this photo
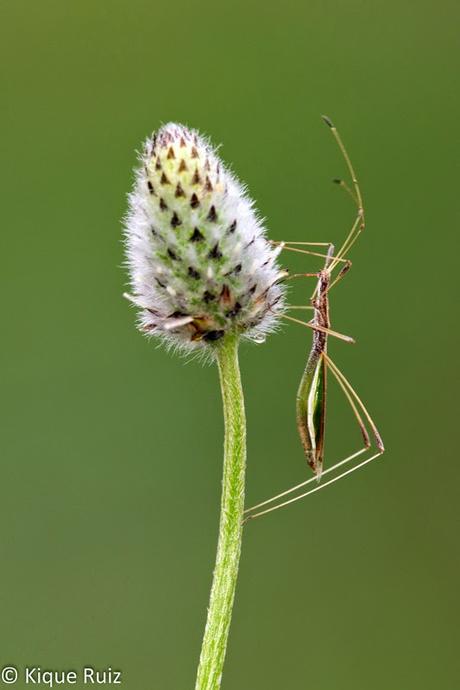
[192,169,201,185]
[190,193,200,209]
[191,147,199,158]
[159,197,168,211]
[178,159,187,172]
[228,220,237,233]
[190,227,204,242]
[158,129,172,146]
[167,147,175,159]
[171,212,182,228]
[147,180,155,194]
[180,137,186,148]
[147,307,160,316]
[207,206,218,222]
[204,176,213,192]
[167,248,179,260]
[233,263,242,274]
[208,243,222,259]
[204,159,211,171]
[220,284,231,303]
[227,302,241,317]
[188,266,200,279]
[203,330,225,342]
[161,172,170,185]
[203,290,215,303]
[260,286,270,299]
[175,183,185,198]
[155,278,166,288]
[249,284,257,294]
[155,159,162,170]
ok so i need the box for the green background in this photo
[1,1,458,688]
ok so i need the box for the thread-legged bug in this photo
[245,117,385,521]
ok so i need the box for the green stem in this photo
[195,334,246,690]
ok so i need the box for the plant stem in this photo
[195,333,246,690]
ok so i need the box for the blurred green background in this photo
[1,1,458,688]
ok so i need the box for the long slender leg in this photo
[286,305,315,310]
[326,357,371,448]
[244,354,383,520]
[281,313,355,344]
[328,261,352,292]
[285,272,321,281]
[283,272,325,312]
[244,446,368,518]
[272,241,350,265]
[244,451,382,521]
[323,354,384,451]
[280,245,334,260]
[274,241,332,246]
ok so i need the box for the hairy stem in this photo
[195,334,246,690]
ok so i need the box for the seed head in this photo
[124,123,285,351]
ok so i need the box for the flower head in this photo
[124,123,285,351]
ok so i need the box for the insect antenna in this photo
[321,116,366,273]
[333,177,359,205]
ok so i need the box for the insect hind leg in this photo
[244,353,384,522]
[243,446,378,522]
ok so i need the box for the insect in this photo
[245,116,385,521]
